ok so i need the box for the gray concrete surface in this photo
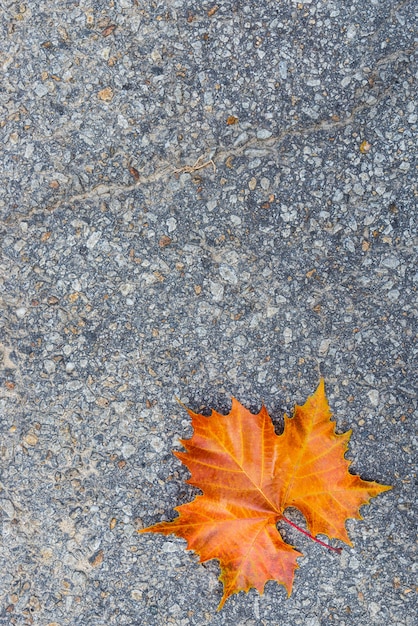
[0,1,417,624]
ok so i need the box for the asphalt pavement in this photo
[0,1,416,625]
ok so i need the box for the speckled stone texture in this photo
[0,1,416,625]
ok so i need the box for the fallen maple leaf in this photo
[140,380,391,609]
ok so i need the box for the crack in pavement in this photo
[9,42,416,217]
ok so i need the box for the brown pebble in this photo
[97,87,114,102]
[89,549,104,567]
[24,433,39,447]
[208,5,219,17]
[158,235,172,247]
[102,24,116,37]
[129,166,140,181]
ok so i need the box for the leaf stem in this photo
[281,515,342,554]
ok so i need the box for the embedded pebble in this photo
[367,390,380,406]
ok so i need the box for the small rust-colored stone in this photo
[102,24,117,37]
[97,87,114,102]
[41,231,51,241]
[118,460,126,469]
[129,166,140,181]
[89,549,104,567]
[47,296,60,305]
[158,235,172,247]
[109,518,117,530]
[207,5,219,17]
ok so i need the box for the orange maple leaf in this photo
[140,380,392,609]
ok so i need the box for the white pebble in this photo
[283,327,292,344]
[257,129,272,139]
[86,231,101,249]
[367,389,379,406]
[150,436,164,452]
[166,217,177,232]
[34,83,48,97]
[121,443,136,458]
[219,264,238,285]
[319,339,331,355]
[44,359,56,374]
[210,281,224,301]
